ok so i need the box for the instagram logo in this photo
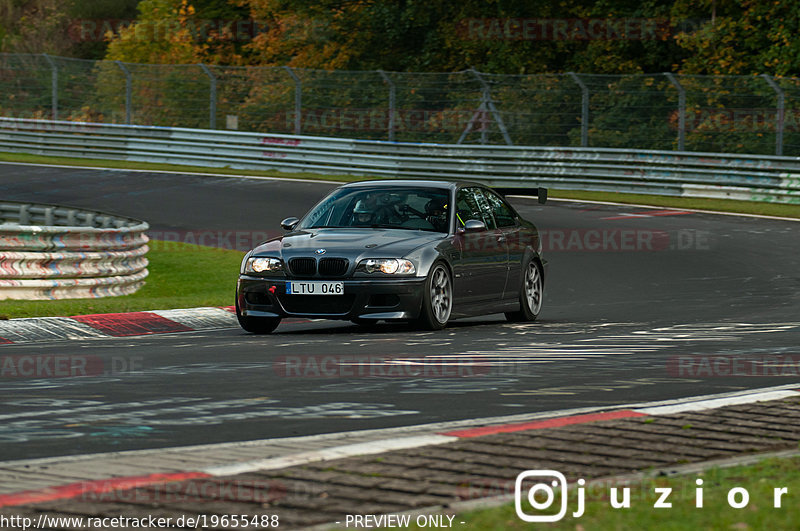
[515,470,585,522]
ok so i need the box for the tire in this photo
[236,298,281,334]
[416,262,453,330]
[505,259,544,322]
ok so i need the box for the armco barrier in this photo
[0,201,149,300]
[0,117,799,204]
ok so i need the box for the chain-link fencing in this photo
[1,53,797,155]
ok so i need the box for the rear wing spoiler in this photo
[495,186,548,205]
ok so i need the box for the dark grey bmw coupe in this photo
[236,180,546,333]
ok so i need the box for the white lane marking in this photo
[202,435,456,477]
[636,389,800,416]
[508,195,800,222]
[0,161,337,185]
[4,382,800,474]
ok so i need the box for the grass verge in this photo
[2,151,799,219]
[550,189,800,219]
[444,454,800,529]
[0,241,243,319]
[0,151,365,183]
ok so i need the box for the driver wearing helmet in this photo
[352,199,374,226]
[425,198,448,231]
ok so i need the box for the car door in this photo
[452,187,509,305]
[480,188,523,300]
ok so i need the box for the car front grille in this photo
[318,258,348,277]
[288,257,316,276]
[278,295,355,315]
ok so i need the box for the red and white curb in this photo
[1,383,798,509]
[0,306,238,344]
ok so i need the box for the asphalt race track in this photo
[1,162,799,461]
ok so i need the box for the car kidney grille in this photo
[288,257,316,276]
[318,258,348,277]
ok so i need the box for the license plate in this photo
[285,281,344,295]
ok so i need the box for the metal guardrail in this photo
[5,54,800,155]
[0,199,149,300]
[0,117,799,204]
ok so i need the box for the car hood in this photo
[251,228,445,259]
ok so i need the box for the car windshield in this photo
[298,186,451,233]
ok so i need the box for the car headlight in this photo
[360,258,416,275]
[245,257,284,274]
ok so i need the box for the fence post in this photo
[284,66,302,135]
[469,68,513,145]
[664,73,686,151]
[568,72,589,147]
[762,74,785,156]
[115,61,132,125]
[42,54,58,121]
[198,64,217,129]
[378,70,396,142]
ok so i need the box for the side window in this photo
[481,189,517,228]
[455,188,495,230]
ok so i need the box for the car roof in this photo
[340,179,484,190]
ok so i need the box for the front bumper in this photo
[237,275,427,320]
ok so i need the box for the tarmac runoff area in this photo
[0,385,799,529]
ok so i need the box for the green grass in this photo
[551,189,800,219]
[2,151,799,219]
[444,455,800,530]
[0,151,366,183]
[0,241,244,319]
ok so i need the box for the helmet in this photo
[353,199,373,225]
[425,198,445,216]
[425,199,447,230]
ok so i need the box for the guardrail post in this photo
[568,72,589,147]
[664,73,686,151]
[198,64,217,129]
[115,61,132,124]
[284,66,302,135]
[378,70,396,142]
[42,54,58,121]
[762,74,785,156]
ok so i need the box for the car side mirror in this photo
[280,217,299,231]
[464,219,486,232]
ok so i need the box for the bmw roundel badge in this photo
[315,248,326,255]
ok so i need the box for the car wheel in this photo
[236,298,281,334]
[505,259,543,322]
[417,262,452,330]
